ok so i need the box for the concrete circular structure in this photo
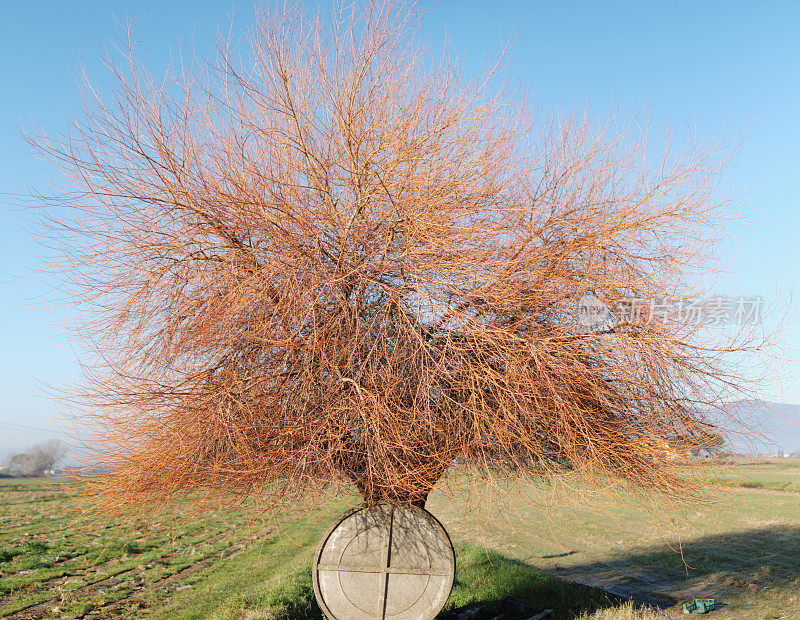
[312,503,455,620]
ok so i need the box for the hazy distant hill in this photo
[720,400,800,455]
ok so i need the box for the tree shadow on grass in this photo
[536,524,800,615]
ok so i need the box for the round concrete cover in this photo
[312,503,455,619]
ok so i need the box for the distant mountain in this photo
[717,400,800,455]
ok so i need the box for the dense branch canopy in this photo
[38,1,756,509]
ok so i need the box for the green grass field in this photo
[1,460,798,619]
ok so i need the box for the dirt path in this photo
[542,566,682,618]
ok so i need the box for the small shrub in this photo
[21,540,48,554]
[0,547,20,563]
[31,556,55,569]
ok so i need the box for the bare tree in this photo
[5,440,64,477]
[35,1,760,512]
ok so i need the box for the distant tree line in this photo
[1,440,64,477]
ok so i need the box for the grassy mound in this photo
[445,545,617,618]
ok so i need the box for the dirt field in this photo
[1,459,798,619]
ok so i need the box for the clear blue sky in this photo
[1,1,798,457]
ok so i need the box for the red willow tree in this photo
[39,1,754,511]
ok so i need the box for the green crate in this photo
[683,598,716,614]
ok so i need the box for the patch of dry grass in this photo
[579,601,664,619]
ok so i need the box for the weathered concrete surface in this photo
[313,504,455,620]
